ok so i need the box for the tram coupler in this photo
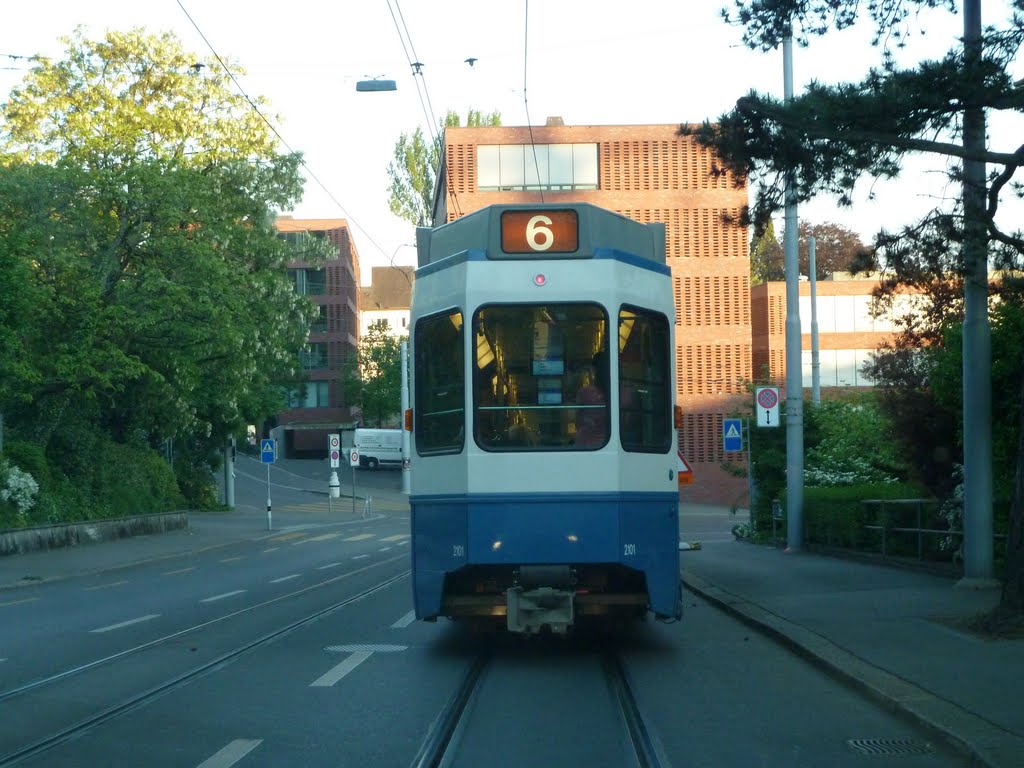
[507,585,575,634]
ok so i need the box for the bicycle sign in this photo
[755,387,780,428]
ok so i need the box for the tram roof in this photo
[416,203,666,269]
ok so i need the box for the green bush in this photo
[799,482,931,550]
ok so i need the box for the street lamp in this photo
[356,78,397,92]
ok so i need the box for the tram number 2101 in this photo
[623,543,637,557]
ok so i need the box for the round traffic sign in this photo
[330,435,340,448]
[349,449,359,464]
[757,388,779,409]
[330,450,340,461]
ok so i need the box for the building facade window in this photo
[309,304,327,333]
[300,343,328,370]
[288,268,327,296]
[286,381,330,408]
[477,143,599,192]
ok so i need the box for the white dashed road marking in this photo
[380,534,409,542]
[90,614,160,634]
[269,574,300,584]
[200,590,247,603]
[343,534,374,541]
[164,566,196,575]
[310,651,373,687]
[195,739,263,768]
[353,554,369,560]
[317,562,343,570]
[391,610,416,629]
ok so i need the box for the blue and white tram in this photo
[409,203,683,633]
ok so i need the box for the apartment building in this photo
[434,120,752,504]
[273,217,361,457]
[359,266,414,338]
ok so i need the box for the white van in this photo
[353,428,403,469]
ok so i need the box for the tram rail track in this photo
[0,562,410,767]
[410,645,671,768]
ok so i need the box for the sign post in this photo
[328,433,341,514]
[755,387,780,428]
[260,438,276,530]
[349,448,359,517]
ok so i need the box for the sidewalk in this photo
[682,536,1024,768]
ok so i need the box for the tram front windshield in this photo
[472,303,670,453]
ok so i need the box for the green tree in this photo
[0,28,313,507]
[692,1,1024,615]
[796,221,867,280]
[342,320,405,428]
[387,109,500,227]
[750,218,784,284]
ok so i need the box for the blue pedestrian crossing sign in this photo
[723,419,743,452]
[260,438,277,464]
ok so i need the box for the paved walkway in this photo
[2,495,1020,767]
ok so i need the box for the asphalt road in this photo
[0,460,970,767]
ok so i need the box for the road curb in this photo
[682,571,1024,768]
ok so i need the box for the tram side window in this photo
[415,311,465,454]
[473,303,608,451]
[618,307,672,453]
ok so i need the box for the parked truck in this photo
[353,428,402,469]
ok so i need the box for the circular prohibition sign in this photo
[757,388,779,410]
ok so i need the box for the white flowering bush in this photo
[938,463,964,553]
[0,459,40,518]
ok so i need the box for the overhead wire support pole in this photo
[783,31,804,553]
[959,0,995,586]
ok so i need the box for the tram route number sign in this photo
[328,433,341,468]
[756,387,780,428]
[501,210,579,254]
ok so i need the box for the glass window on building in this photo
[477,143,599,192]
[310,304,327,333]
[288,268,327,296]
[286,380,330,408]
[836,349,858,386]
[415,310,465,454]
[300,342,327,370]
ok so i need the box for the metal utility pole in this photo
[809,236,820,405]
[959,0,995,586]
[783,32,804,552]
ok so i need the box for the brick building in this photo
[434,121,752,505]
[273,217,361,456]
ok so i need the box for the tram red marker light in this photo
[533,273,546,286]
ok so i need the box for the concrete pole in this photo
[400,340,412,495]
[958,0,995,586]
[809,236,820,405]
[224,436,235,509]
[783,33,804,552]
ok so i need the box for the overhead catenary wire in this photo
[174,0,405,276]
[385,0,463,220]
[523,0,545,205]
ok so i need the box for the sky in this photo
[2,1,1022,283]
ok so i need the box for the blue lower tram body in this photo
[411,491,682,626]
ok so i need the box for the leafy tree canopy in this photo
[387,109,501,227]
[0,28,314,505]
[342,320,406,428]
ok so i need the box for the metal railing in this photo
[861,498,1006,562]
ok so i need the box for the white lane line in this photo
[398,540,410,547]
[352,554,369,560]
[90,614,161,634]
[379,547,392,552]
[85,580,129,591]
[317,562,343,570]
[391,610,416,629]
[220,556,244,563]
[305,533,341,542]
[0,597,39,608]
[380,534,409,542]
[200,590,247,603]
[164,566,196,576]
[343,534,374,541]
[269,574,300,584]
[195,739,263,768]
[310,651,372,687]
[262,547,279,553]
